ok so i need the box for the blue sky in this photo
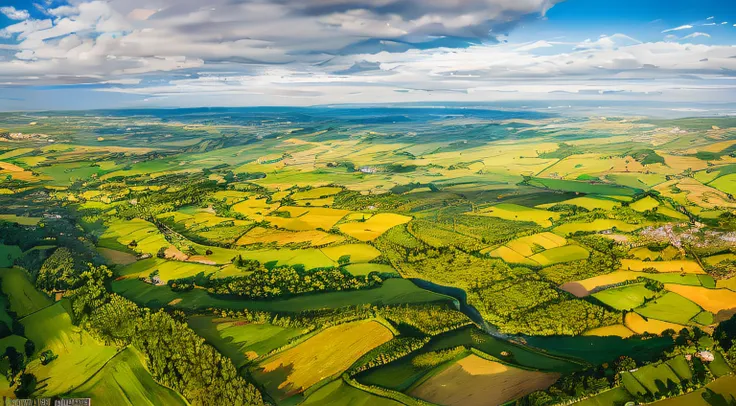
[1,0,736,110]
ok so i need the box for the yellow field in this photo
[583,324,636,338]
[505,232,567,257]
[291,187,342,200]
[716,276,736,291]
[560,271,641,297]
[630,196,660,212]
[97,248,138,266]
[321,244,381,263]
[409,354,560,406]
[267,207,351,231]
[704,253,736,266]
[231,197,280,220]
[630,246,681,261]
[553,219,645,236]
[255,320,393,398]
[663,284,736,314]
[0,161,36,182]
[620,259,705,274]
[537,196,620,211]
[236,227,344,247]
[212,190,253,204]
[625,312,686,335]
[473,204,559,227]
[338,213,412,241]
[671,178,736,209]
[486,245,537,266]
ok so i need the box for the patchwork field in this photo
[486,232,587,266]
[253,320,394,400]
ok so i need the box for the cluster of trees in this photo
[378,304,472,336]
[348,337,428,376]
[116,180,218,221]
[542,236,627,285]
[500,299,622,336]
[73,265,264,406]
[168,265,383,299]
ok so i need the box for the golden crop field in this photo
[624,312,686,335]
[663,284,736,314]
[474,203,559,227]
[582,324,636,338]
[620,259,705,274]
[338,213,412,241]
[255,320,393,399]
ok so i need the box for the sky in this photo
[1,0,736,111]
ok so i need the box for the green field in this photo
[592,284,656,310]
[635,292,702,325]
[21,301,118,396]
[0,244,21,267]
[188,316,306,367]
[631,362,681,394]
[0,267,53,317]
[573,387,633,406]
[65,347,189,406]
[113,277,454,312]
[553,219,645,235]
[302,378,402,406]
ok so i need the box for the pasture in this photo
[302,379,402,406]
[22,302,118,396]
[188,316,306,368]
[98,219,169,255]
[487,232,587,266]
[0,244,21,267]
[0,267,52,317]
[65,347,189,406]
[635,292,702,325]
[592,284,656,310]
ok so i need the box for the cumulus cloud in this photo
[0,0,561,85]
[0,6,30,20]
[0,0,735,107]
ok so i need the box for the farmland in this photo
[2,108,736,405]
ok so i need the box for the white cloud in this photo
[0,6,30,20]
[682,32,710,39]
[707,16,714,20]
[661,24,692,33]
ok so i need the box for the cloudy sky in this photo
[1,0,736,110]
